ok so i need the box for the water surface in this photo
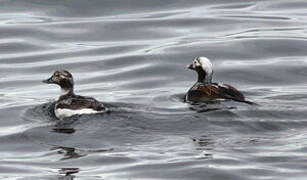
[1,0,307,179]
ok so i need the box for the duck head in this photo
[187,56,213,83]
[43,70,74,95]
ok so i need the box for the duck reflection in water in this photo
[52,146,85,160]
[192,135,215,160]
[58,168,79,180]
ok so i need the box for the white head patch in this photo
[194,57,213,76]
[193,56,213,83]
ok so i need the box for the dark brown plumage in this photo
[56,94,105,111]
[185,57,254,104]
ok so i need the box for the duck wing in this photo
[195,83,254,104]
[57,95,105,111]
[195,84,225,99]
[185,83,227,102]
[218,84,255,104]
[217,84,245,101]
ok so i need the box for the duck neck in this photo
[196,68,212,83]
[59,79,74,96]
[61,88,74,96]
[198,75,212,83]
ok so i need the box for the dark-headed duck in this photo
[43,70,106,119]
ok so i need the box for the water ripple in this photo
[1,0,307,179]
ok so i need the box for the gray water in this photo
[1,0,307,179]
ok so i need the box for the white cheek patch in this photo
[61,89,70,95]
[54,108,105,120]
[198,57,213,76]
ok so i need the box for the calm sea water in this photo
[1,0,307,179]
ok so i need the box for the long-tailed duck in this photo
[43,70,106,119]
[185,57,254,104]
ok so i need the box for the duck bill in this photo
[42,76,54,84]
[186,63,195,70]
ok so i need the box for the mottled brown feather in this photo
[219,84,245,101]
[57,94,105,111]
[192,83,246,102]
[196,85,224,99]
